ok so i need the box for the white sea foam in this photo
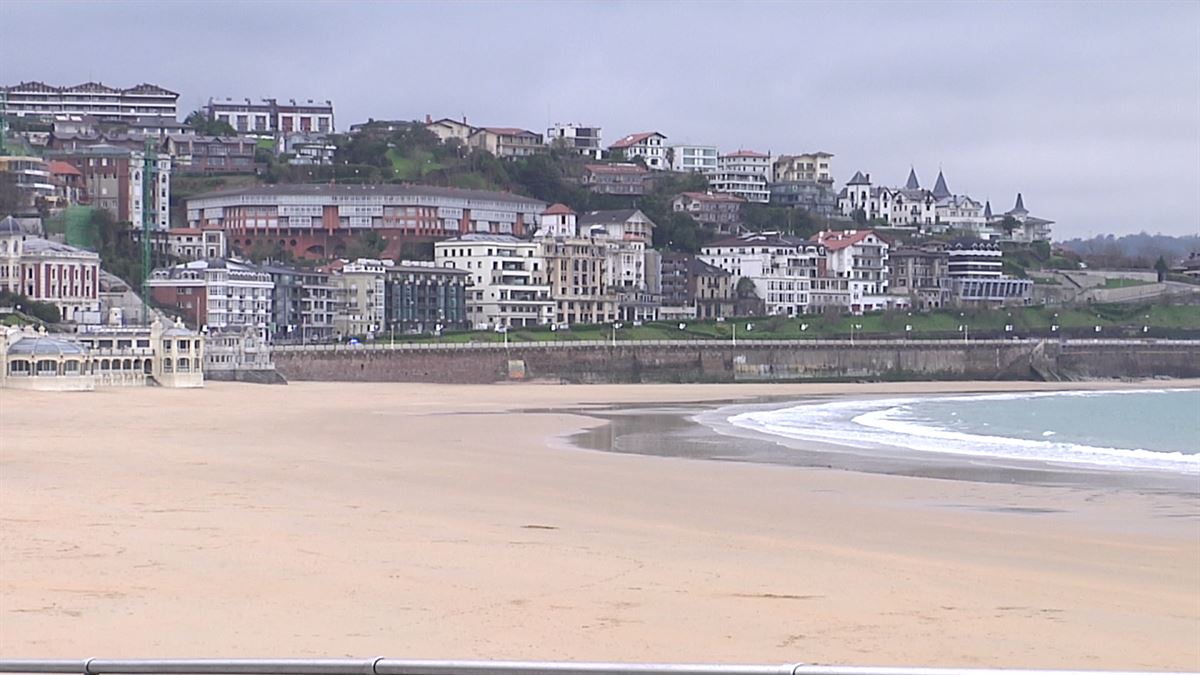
[727,389,1200,474]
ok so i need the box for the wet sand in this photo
[1,380,1198,669]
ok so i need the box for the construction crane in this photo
[141,139,159,325]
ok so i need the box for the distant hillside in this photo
[1058,233,1200,268]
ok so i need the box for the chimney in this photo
[425,114,432,124]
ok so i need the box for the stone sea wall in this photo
[271,339,1200,384]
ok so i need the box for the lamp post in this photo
[611,321,622,347]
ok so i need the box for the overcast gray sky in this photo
[3,0,1198,238]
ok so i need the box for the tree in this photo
[1154,255,1170,282]
[736,277,759,299]
[1001,215,1020,237]
[851,208,867,225]
[346,231,387,261]
[184,109,236,136]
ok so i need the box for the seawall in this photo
[272,339,1200,384]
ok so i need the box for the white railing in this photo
[0,660,1189,675]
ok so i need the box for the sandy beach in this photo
[1,380,1198,669]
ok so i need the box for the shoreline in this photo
[2,379,1198,667]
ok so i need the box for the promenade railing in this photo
[1,659,1195,675]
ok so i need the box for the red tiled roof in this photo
[585,163,647,175]
[813,229,876,250]
[48,160,82,176]
[609,132,664,149]
[168,228,202,236]
[723,150,769,158]
[543,203,576,216]
[679,191,745,204]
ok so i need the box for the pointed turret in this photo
[983,200,992,220]
[932,170,951,200]
[905,167,920,190]
[1011,193,1027,214]
[847,170,870,186]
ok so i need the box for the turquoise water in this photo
[729,389,1200,473]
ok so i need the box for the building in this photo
[328,258,389,339]
[164,228,228,261]
[1,233,102,322]
[946,239,1033,306]
[425,117,477,144]
[994,193,1054,242]
[260,264,334,343]
[580,163,647,196]
[813,229,900,313]
[1,319,205,391]
[534,207,617,325]
[707,150,772,203]
[659,252,736,319]
[280,133,336,166]
[49,144,172,231]
[577,209,656,294]
[146,259,274,337]
[434,233,554,329]
[2,81,179,121]
[668,144,719,173]
[48,160,86,206]
[384,262,470,334]
[468,127,545,158]
[204,325,275,378]
[672,191,745,233]
[699,231,825,316]
[0,155,55,213]
[546,123,602,159]
[773,153,834,184]
[0,328,94,391]
[609,132,668,170]
[207,97,334,136]
[769,181,838,217]
[888,242,951,310]
[186,184,547,261]
[166,135,257,174]
[838,169,936,228]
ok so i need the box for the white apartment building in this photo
[773,152,834,184]
[699,232,824,316]
[668,144,718,173]
[609,132,668,170]
[435,234,554,329]
[330,258,389,338]
[546,123,603,160]
[533,206,617,325]
[1,81,179,121]
[577,209,656,293]
[146,259,274,339]
[813,229,903,313]
[208,97,335,135]
[707,150,773,203]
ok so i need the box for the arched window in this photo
[179,358,191,371]
[123,358,132,370]
[100,359,110,370]
[63,360,80,374]
[9,360,30,375]
[143,360,153,374]
[163,358,173,373]
[36,359,58,376]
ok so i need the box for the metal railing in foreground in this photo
[0,659,1194,675]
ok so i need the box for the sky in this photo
[2,0,1198,239]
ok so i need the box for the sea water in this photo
[727,389,1200,474]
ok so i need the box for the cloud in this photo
[2,0,1197,236]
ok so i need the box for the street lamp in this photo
[850,323,863,345]
[611,321,622,347]
[958,323,969,344]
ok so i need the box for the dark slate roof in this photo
[846,170,870,185]
[905,168,920,190]
[0,216,22,235]
[983,201,993,219]
[577,209,642,226]
[1009,192,1028,215]
[931,171,951,200]
[690,257,731,277]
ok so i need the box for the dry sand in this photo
[1,380,1198,669]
